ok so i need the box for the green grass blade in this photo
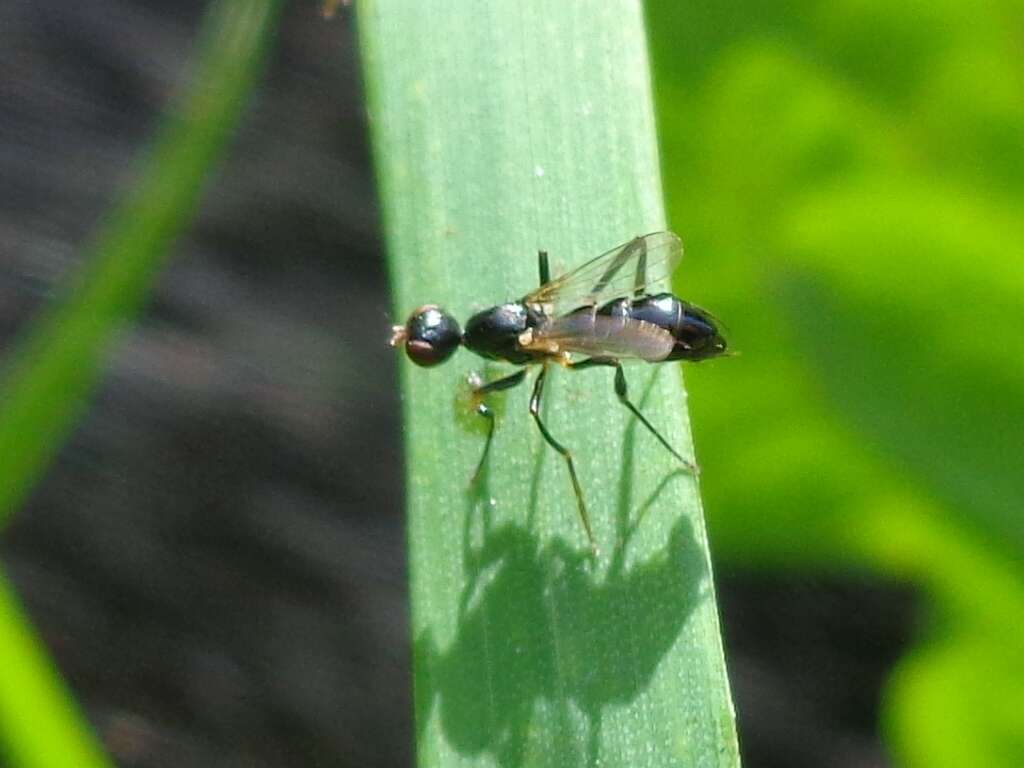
[357,2,740,766]
[0,2,281,765]
[0,0,283,525]
[0,572,112,768]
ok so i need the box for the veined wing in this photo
[526,312,675,362]
[524,231,683,314]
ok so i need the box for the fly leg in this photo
[529,363,598,555]
[538,234,646,296]
[538,250,551,287]
[632,235,648,298]
[568,357,698,474]
[470,369,528,482]
[590,235,645,295]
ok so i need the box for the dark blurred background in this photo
[2,2,407,766]
[3,1,1020,767]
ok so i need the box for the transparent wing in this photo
[527,312,675,362]
[524,231,683,314]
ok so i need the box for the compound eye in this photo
[403,305,462,367]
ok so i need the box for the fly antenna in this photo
[388,324,407,347]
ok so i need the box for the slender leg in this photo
[590,235,644,296]
[529,363,598,555]
[632,237,648,298]
[538,250,551,286]
[470,369,528,482]
[568,357,697,473]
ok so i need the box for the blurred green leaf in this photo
[911,44,1024,192]
[648,0,1024,763]
[810,0,967,101]
[781,179,1024,559]
[886,636,1024,768]
[864,502,1024,767]
[0,2,282,766]
[851,496,1024,631]
[0,574,111,768]
[0,0,283,525]
[650,0,1024,565]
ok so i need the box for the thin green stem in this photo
[0,0,282,525]
[0,2,281,765]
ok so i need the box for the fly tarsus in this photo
[569,357,698,475]
[530,363,599,556]
[469,369,528,483]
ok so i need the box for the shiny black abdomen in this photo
[463,302,544,365]
[598,292,726,361]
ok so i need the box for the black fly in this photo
[390,232,727,553]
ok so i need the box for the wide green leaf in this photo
[358,1,740,765]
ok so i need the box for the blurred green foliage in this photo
[648,0,1024,765]
[0,0,282,527]
[0,575,112,768]
[0,2,281,765]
